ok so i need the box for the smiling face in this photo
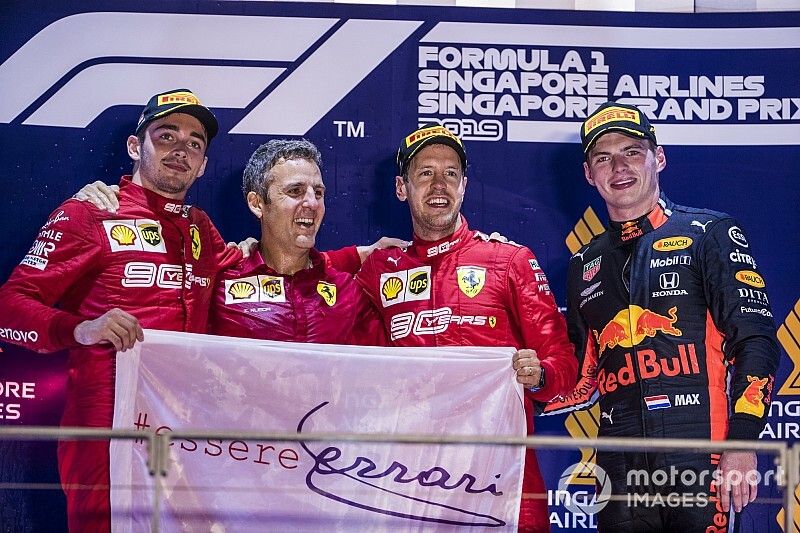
[396,143,467,241]
[127,113,208,200]
[250,157,325,255]
[584,132,666,221]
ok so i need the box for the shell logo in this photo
[382,276,403,301]
[110,224,136,246]
[228,281,256,300]
[736,270,765,288]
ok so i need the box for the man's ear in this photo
[196,156,208,179]
[583,161,595,187]
[127,135,141,161]
[655,145,666,173]
[395,175,408,202]
[247,191,263,219]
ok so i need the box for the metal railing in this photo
[0,426,796,532]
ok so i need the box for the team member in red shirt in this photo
[355,124,577,531]
[0,89,238,532]
[208,139,385,344]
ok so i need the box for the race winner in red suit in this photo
[208,138,387,345]
[0,90,237,532]
[545,102,781,532]
[356,124,577,532]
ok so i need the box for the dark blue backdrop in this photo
[1,1,798,530]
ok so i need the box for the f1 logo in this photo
[659,272,680,290]
[0,12,422,135]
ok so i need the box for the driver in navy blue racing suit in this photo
[545,101,781,532]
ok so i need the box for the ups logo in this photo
[140,224,162,246]
[408,271,429,295]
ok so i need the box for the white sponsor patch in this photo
[379,266,431,307]
[103,219,167,253]
[21,253,49,271]
[225,276,260,304]
[225,275,288,304]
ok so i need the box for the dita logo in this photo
[297,401,506,527]
[0,12,422,135]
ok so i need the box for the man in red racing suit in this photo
[356,124,577,532]
[208,138,386,345]
[545,101,780,532]
[0,90,237,532]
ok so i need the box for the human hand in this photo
[512,349,542,389]
[227,237,258,258]
[488,231,518,245]
[716,450,758,513]
[73,308,144,352]
[72,181,120,212]
[357,236,411,263]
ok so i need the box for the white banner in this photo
[111,330,526,531]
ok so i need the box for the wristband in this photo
[528,366,546,392]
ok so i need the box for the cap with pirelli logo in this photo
[396,123,467,176]
[581,101,657,154]
[135,89,219,143]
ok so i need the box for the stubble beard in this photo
[415,208,459,240]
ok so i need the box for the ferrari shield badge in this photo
[457,266,486,298]
[317,281,337,306]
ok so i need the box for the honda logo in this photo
[659,272,680,290]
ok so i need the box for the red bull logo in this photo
[597,344,701,394]
[594,321,628,354]
[734,375,769,417]
[594,306,682,356]
[620,221,643,242]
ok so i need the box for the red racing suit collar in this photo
[408,215,473,260]
[238,245,326,279]
[119,175,191,218]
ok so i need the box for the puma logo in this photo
[387,257,400,266]
[691,220,712,233]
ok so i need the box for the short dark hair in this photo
[242,139,322,203]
